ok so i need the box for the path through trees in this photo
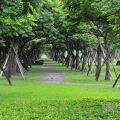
[0,0,120,87]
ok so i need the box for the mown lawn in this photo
[1,62,120,119]
[48,59,120,85]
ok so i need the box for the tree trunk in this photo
[81,50,87,73]
[5,41,19,78]
[105,47,111,80]
[65,50,71,68]
[104,34,111,80]
[71,51,76,70]
[95,45,102,81]
[87,51,97,76]
[75,50,80,71]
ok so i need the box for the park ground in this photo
[1,59,120,119]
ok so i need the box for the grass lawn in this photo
[1,61,120,119]
[48,59,120,85]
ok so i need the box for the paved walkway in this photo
[41,63,65,83]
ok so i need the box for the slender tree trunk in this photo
[105,46,111,80]
[65,50,71,68]
[95,44,102,81]
[87,51,97,76]
[104,35,111,80]
[81,49,87,73]
[71,51,76,70]
[75,50,80,71]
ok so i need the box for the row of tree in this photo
[0,0,120,85]
[48,0,120,81]
[0,0,57,84]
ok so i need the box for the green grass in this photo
[48,59,120,85]
[1,61,120,119]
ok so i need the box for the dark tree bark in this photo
[71,51,76,70]
[65,50,71,68]
[81,49,87,73]
[95,44,102,81]
[75,50,80,71]
[104,34,111,80]
[104,46,111,80]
